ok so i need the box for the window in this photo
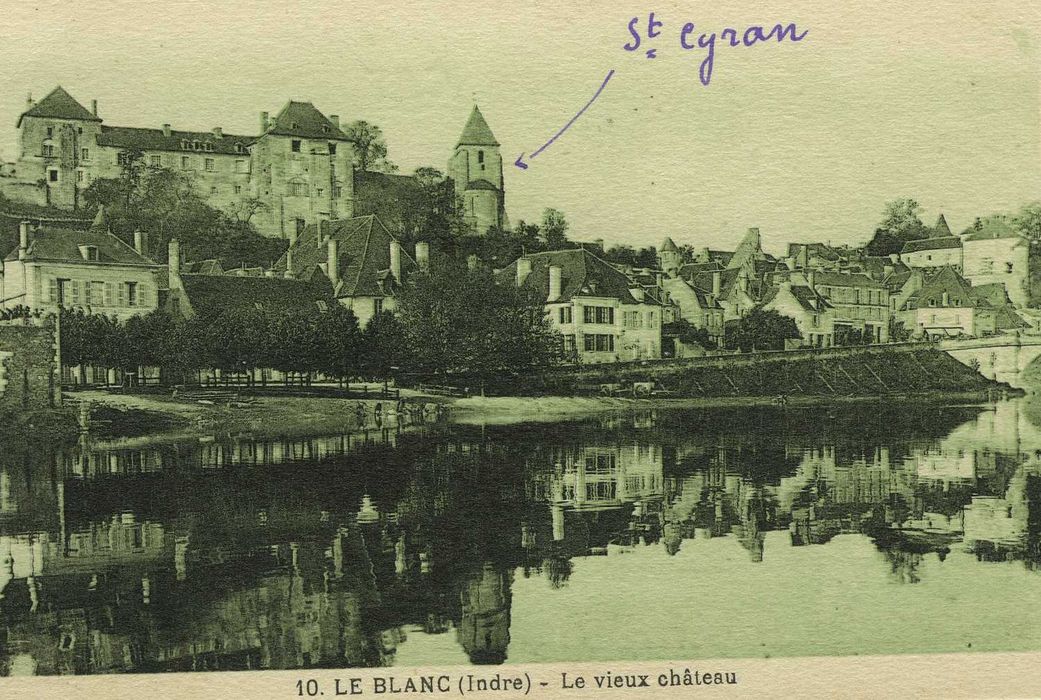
[928,299,936,307]
[81,245,99,261]
[204,158,215,171]
[181,156,191,169]
[1007,262,1014,273]
[42,141,54,157]
[477,150,485,170]
[76,170,85,183]
[46,126,54,138]
[125,282,139,307]
[316,188,323,197]
[48,169,59,182]
[235,159,247,173]
[288,180,307,196]
[234,184,242,194]
[328,143,337,155]
[295,218,306,235]
[374,298,384,315]
[235,143,246,154]
[90,281,105,306]
[210,186,218,195]
[583,305,614,324]
[332,185,342,199]
[149,155,162,167]
[81,147,89,160]
[563,334,577,355]
[291,140,301,153]
[583,334,615,352]
[558,306,573,324]
[117,151,132,166]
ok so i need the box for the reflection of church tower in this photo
[457,563,512,664]
[448,105,506,235]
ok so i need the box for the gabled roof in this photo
[182,259,225,275]
[177,273,334,319]
[265,101,349,140]
[18,86,100,126]
[762,283,832,313]
[456,105,499,147]
[934,213,952,236]
[904,266,976,308]
[881,270,914,292]
[3,223,156,266]
[727,227,764,271]
[660,237,678,252]
[969,282,1011,308]
[901,236,962,254]
[963,218,1024,242]
[811,270,885,289]
[860,256,909,279]
[274,215,415,298]
[499,248,652,305]
[97,125,254,155]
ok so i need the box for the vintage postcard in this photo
[0,1,1040,698]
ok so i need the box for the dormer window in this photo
[79,245,99,262]
[291,122,299,129]
[291,140,301,153]
[321,125,329,133]
[235,143,246,153]
[204,142,214,152]
[328,143,337,155]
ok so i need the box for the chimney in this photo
[594,238,604,251]
[168,239,181,285]
[18,221,29,260]
[329,114,340,129]
[133,230,146,256]
[548,264,562,302]
[712,270,721,297]
[260,111,270,133]
[942,291,950,306]
[162,123,171,137]
[284,248,294,279]
[327,238,340,286]
[889,253,900,264]
[415,241,430,271]
[91,99,98,117]
[25,92,33,109]
[883,264,894,277]
[213,127,223,138]
[516,257,532,285]
[390,239,402,282]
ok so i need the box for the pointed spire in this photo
[934,213,952,237]
[457,105,499,147]
[660,236,678,252]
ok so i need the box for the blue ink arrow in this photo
[515,68,615,170]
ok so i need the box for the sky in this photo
[0,1,1038,255]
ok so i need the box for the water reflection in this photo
[3,399,1041,673]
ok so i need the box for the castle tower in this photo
[13,86,102,210]
[659,237,681,277]
[448,105,505,235]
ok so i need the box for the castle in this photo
[1,87,507,239]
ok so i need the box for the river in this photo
[3,397,1041,674]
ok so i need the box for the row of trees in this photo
[59,262,562,386]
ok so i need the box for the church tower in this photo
[448,105,505,235]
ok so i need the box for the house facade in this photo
[896,266,995,338]
[761,281,834,348]
[0,214,160,320]
[501,249,663,363]
[961,219,1032,307]
[797,270,890,343]
[900,236,963,270]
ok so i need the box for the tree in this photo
[1013,202,1041,240]
[602,244,659,268]
[344,120,396,173]
[724,308,801,352]
[397,262,561,383]
[359,310,408,380]
[864,198,930,256]
[540,208,569,250]
[314,305,362,383]
[663,319,714,350]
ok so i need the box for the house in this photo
[0,210,160,320]
[761,280,834,348]
[499,248,664,363]
[961,218,1031,307]
[273,215,422,326]
[900,236,963,270]
[896,266,994,339]
[794,270,890,343]
[661,274,725,346]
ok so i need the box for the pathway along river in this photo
[3,397,1041,674]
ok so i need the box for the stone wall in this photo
[0,316,60,413]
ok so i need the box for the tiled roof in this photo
[18,86,100,125]
[727,228,762,271]
[860,256,909,279]
[904,266,976,308]
[499,248,651,305]
[274,215,415,298]
[811,270,885,289]
[178,273,334,318]
[901,236,962,254]
[97,125,253,155]
[762,283,832,313]
[465,178,499,192]
[266,101,349,140]
[3,223,157,266]
[456,105,499,147]
[881,270,913,292]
